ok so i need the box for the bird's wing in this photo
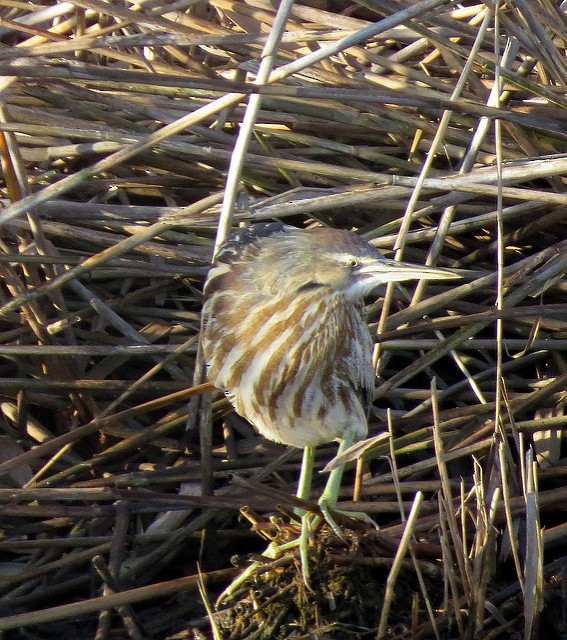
[205,224,294,299]
[358,377,374,413]
[348,310,376,414]
[349,359,374,415]
[215,223,296,265]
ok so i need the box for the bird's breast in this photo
[202,290,372,447]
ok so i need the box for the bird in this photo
[201,223,456,563]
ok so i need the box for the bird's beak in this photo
[360,258,460,284]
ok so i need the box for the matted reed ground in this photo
[1,1,567,638]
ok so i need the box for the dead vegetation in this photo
[1,0,567,638]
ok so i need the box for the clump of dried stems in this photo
[0,0,566,638]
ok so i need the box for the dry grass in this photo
[0,0,567,638]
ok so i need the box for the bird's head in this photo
[210,224,458,301]
[307,227,460,299]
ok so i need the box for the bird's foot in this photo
[216,535,304,606]
[217,510,325,604]
[217,505,378,606]
[298,501,378,586]
[299,510,315,587]
[318,499,379,538]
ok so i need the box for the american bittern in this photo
[202,223,456,573]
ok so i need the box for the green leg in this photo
[300,434,359,585]
[297,445,315,501]
[318,430,378,536]
[319,431,356,509]
[298,445,315,586]
[317,431,356,537]
[218,445,318,602]
[299,512,312,586]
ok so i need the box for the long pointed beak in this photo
[360,258,460,284]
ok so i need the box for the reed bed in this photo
[0,0,567,638]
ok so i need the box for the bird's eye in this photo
[347,258,360,270]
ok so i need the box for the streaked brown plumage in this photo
[202,223,455,460]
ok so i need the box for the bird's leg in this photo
[296,445,315,502]
[297,445,315,586]
[218,447,317,602]
[298,433,360,587]
[298,433,360,586]
[317,430,355,535]
[317,429,377,537]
